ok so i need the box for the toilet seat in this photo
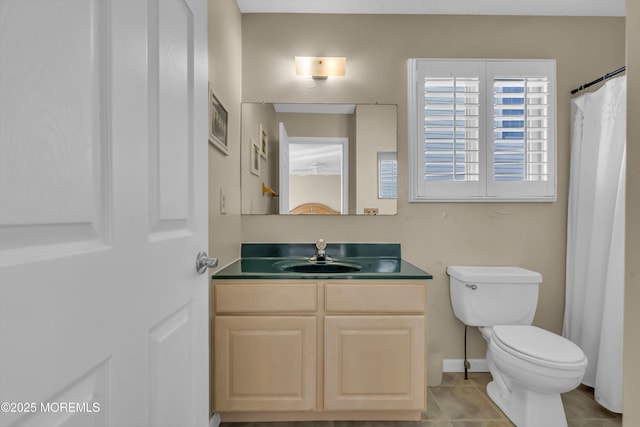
[491,325,587,370]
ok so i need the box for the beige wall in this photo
[208,0,243,415]
[208,0,243,267]
[355,105,397,215]
[241,103,278,214]
[276,112,352,137]
[625,1,639,425]
[290,175,342,212]
[239,14,626,360]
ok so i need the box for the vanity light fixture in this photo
[295,56,346,79]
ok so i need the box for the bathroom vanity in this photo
[211,243,432,422]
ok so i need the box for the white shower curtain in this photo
[564,76,626,413]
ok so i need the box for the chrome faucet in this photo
[310,238,332,263]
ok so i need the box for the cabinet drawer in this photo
[325,282,425,313]
[215,282,317,313]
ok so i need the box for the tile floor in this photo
[220,372,622,427]
[423,372,622,426]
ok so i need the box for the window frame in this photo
[408,58,557,202]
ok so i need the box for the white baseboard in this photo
[209,412,221,427]
[443,358,488,373]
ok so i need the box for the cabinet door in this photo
[324,316,425,411]
[215,316,316,411]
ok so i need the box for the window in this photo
[378,151,397,199]
[408,59,556,202]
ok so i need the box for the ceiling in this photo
[236,0,625,16]
[290,143,343,176]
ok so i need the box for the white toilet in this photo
[447,266,587,427]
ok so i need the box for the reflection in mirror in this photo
[286,137,348,214]
[241,103,397,215]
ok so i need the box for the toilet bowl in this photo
[481,325,587,427]
[447,266,588,427]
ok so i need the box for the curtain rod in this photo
[570,66,626,95]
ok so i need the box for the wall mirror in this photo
[241,103,398,215]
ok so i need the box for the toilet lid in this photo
[492,325,587,366]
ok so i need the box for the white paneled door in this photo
[0,1,209,426]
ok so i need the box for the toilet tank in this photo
[447,266,542,327]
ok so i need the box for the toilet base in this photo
[487,380,568,427]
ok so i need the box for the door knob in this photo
[196,251,218,274]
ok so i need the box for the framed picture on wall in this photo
[259,124,268,159]
[209,85,229,155]
[250,138,261,176]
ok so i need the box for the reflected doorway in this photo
[279,123,348,215]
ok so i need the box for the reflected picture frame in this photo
[209,85,229,155]
[259,124,268,159]
[250,138,261,176]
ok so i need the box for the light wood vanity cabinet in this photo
[214,282,317,411]
[213,279,427,421]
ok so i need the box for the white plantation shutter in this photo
[410,59,486,199]
[409,59,556,201]
[423,77,480,182]
[487,61,556,198]
[493,78,549,182]
[378,152,397,199]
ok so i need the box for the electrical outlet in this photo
[219,188,227,214]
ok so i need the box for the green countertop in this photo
[213,243,432,280]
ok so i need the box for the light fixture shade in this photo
[295,56,346,79]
